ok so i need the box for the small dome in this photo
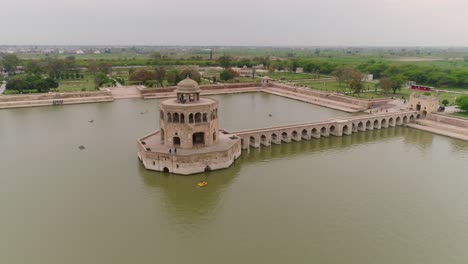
[176,76,199,92]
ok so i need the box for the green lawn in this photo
[452,112,468,118]
[262,72,332,81]
[297,80,377,93]
[57,74,96,92]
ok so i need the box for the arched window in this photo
[213,132,217,141]
[160,110,164,120]
[173,113,179,123]
[203,113,208,122]
[189,113,194,123]
[195,112,202,123]
[180,113,185,123]
[167,112,172,123]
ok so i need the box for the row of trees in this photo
[333,65,405,95]
[128,67,201,87]
[6,75,58,93]
[358,60,468,88]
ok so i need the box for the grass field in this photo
[452,112,468,118]
[263,72,331,80]
[57,74,96,92]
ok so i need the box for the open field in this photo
[57,74,96,92]
[262,72,331,80]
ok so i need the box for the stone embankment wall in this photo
[139,82,260,97]
[271,83,391,109]
[426,113,468,128]
[0,90,113,109]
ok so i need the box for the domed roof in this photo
[176,76,200,93]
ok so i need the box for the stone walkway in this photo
[264,87,364,113]
[408,119,468,141]
[108,86,142,99]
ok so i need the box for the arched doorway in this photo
[343,125,349,134]
[321,127,327,136]
[381,119,387,127]
[281,132,288,140]
[330,126,336,133]
[204,166,211,172]
[312,128,318,136]
[416,103,422,111]
[403,116,408,124]
[366,120,372,129]
[373,120,379,127]
[213,132,217,142]
[271,133,277,141]
[163,167,169,173]
[173,136,180,146]
[292,131,298,138]
[193,132,205,146]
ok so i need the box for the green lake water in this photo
[1,92,468,264]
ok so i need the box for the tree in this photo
[0,53,20,73]
[6,74,58,93]
[154,66,166,87]
[94,72,110,89]
[379,77,393,95]
[88,60,98,75]
[220,68,240,81]
[129,69,155,83]
[25,60,45,74]
[178,68,201,83]
[64,56,76,70]
[441,99,450,106]
[390,75,406,94]
[97,61,112,74]
[333,66,354,88]
[349,71,365,95]
[166,69,181,85]
[217,54,232,69]
[455,96,468,112]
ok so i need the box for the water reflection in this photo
[138,160,243,235]
[137,126,456,232]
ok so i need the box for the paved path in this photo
[108,86,142,99]
[0,81,6,95]
[407,123,468,141]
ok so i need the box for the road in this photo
[0,81,6,95]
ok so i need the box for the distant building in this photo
[254,64,265,70]
[296,67,304,73]
[408,92,439,115]
[94,50,101,54]
[362,74,373,81]
[76,50,84,54]
[15,66,24,74]
[239,66,253,77]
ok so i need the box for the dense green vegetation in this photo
[6,74,58,93]
[2,47,468,95]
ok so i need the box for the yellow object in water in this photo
[197,181,208,187]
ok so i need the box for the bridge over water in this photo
[232,110,422,149]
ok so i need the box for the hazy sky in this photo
[2,0,468,46]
